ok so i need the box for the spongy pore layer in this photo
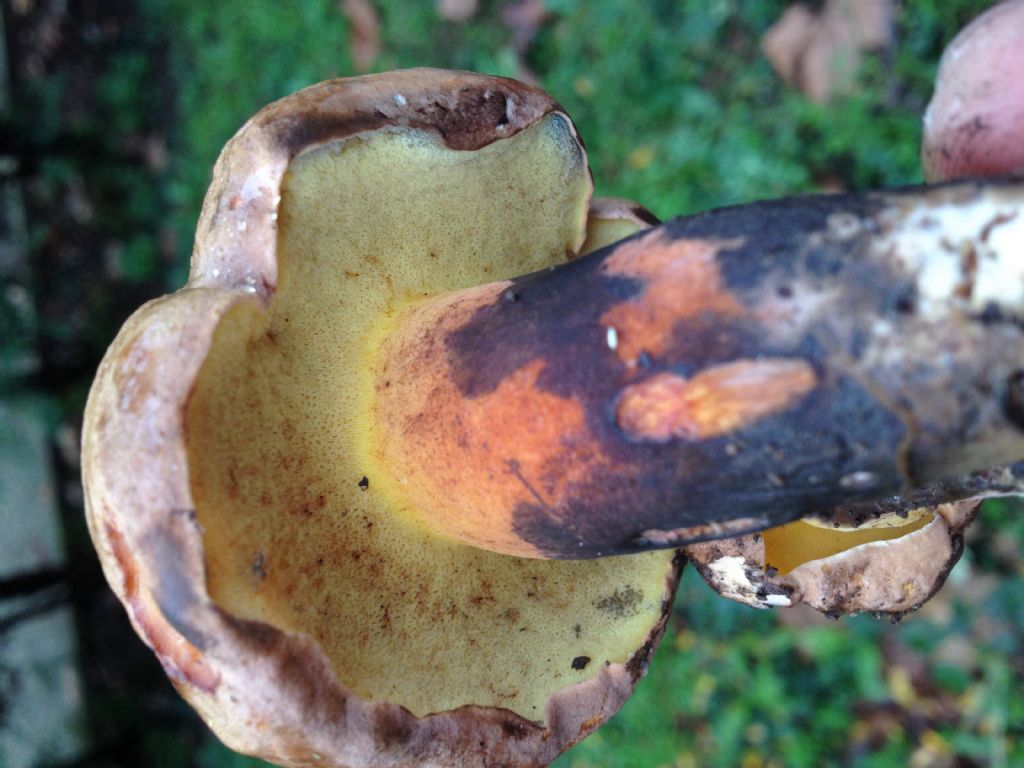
[762,510,934,575]
[186,115,675,721]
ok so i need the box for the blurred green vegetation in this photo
[4,0,1021,767]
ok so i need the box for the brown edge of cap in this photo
[81,70,684,768]
[683,501,980,618]
[188,68,593,301]
[587,197,661,228]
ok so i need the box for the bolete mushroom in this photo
[84,70,679,768]
[83,69,1024,766]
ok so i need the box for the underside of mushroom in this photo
[81,69,1024,768]
[84,70,681,768]
[185,87,677,735]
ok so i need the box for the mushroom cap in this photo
[922,0,1024,181]
[580,197,661,255]
[83,69,680,768]
[685,501,977,616]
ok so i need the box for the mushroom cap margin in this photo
[82,69,682,768]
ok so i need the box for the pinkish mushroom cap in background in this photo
[923,0,1024,181]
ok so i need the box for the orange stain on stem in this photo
[464,358,596,495]
[374,287,607,554]
[600,232,744,364]
[395,359,603,550]
[615,359,817,442]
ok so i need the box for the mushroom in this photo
[83,69,679,768]
[82,69,1024,766]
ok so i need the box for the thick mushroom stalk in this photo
[374,181,1024,559]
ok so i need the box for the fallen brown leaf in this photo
[762,0,894,103]
[340,0,380,73]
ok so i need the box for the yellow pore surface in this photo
[186,115,675,721]
[762,510,934,575]
[580,217,647,257]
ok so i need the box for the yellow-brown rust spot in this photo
[614,359,817,442]
[576,714,604,739]
[113,332,155,414]
[600,232,743,364]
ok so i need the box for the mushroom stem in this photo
[372,180,1024,558]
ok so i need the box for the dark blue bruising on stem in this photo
[443,191,956,556]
